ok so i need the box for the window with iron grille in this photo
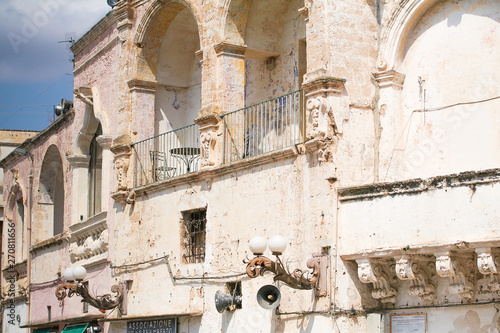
[182,209,206,263]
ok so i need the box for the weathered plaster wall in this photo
[378,0,500,182]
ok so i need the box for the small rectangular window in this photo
[181,209,206,264]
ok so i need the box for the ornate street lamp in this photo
[244,235,328,296]
[55,266,124,312]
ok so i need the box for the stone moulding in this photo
[338,168,500,202]
[69,211,108,263]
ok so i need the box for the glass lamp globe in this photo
[249,236,267,255]
[72,266,87,281]
[268,235,287,255]
[62,267,75,281]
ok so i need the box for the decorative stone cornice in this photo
[339,168,500,202]
[71,13,117,56]
[113,0,134,32]
[127,79,157,93]
[373,70,405,88]
[67,154,91,168]
[214,42,247,57]
[194,114,220,129]
[302,75,346,97]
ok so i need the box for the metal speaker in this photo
[60,98,73,113]
[256,284,281,310]
[215,290,242,313]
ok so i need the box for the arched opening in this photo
[243,0,306,105]
[38,145,64,239]
[155,6,201,134]
[397,0,500,178]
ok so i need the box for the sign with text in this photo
[390,313,427,333]
[127,319,177,333]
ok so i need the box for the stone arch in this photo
[37,145,65,239]
[378,0,443,71]
[133,0,204,83]
[220,0,252,45]
[74,87,108,156]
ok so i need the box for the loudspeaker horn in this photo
[215,290,242,313]
[256,284,281,310]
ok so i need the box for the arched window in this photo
[88,124,103,217]
[37,145,64,238]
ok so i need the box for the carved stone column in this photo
[110,136,132,203]
[356,258,397,304]
[214,42,247,113]
[434,251,474,300]
[395,255,436,301]
[194,110,221,168]
[475,248,500,294]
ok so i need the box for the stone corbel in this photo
[395,255,436,301]
[302,70,347,137]
[476,248,500,294]
[356,259,397,304]
[195,107,221,168]
[214,42,247,58]
[434,251,474,299]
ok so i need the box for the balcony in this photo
[131,90,305,187]
[221,89,305,163]
[132,124,200,187]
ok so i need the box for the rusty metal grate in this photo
[182,209,206,263]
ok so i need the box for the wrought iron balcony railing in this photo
[221,90,305,163]
[132,124,200,187]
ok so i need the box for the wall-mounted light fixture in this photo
[244,235,328,296]
[55,266,124,312]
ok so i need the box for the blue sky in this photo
[0,0,111,131]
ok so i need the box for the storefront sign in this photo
[390,313,427,333]
[127,319,177,333]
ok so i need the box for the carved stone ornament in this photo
[111,141,132,192]
[395,255,436,301]
[356,259,397,303]
[200,131,215,167]
[307,96,327,138]
[476,248,500,295]
[434,251,474,299]
[70,229,109,263]
[476,248,499,275]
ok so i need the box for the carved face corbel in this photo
[476,248,499,275]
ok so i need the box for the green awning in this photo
[60,323,89,333]
[33,328,56,333]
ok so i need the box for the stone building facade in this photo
[0,0,499,332]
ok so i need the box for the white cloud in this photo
[0,0,110,82]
